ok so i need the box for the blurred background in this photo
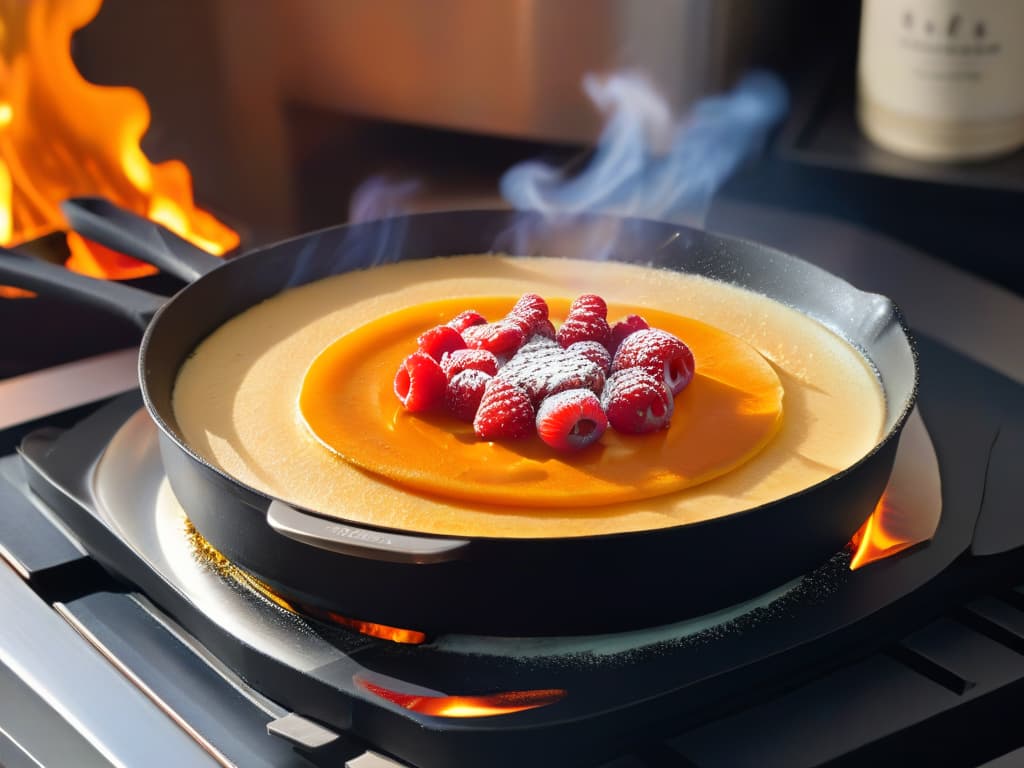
[3,0,1023,377]
[66,1,1023,280]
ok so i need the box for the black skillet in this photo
[0,198,918,636]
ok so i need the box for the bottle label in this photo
[859,0,1024,120]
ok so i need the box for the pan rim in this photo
[137,208,920,545]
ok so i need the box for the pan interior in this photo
[169,253,887,539]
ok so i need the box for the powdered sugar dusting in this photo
[496,335,606,406]
[542,387,601,410]
[473,378,535,439]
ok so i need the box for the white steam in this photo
[500,70,788,225]
[348,175,422,223]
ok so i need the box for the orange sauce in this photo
[300,297,784,508]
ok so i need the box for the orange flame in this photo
[240,571,427,644]
[183,519,427,645]
[0,0,238,292]
[0,282,30,298]
[355,677,567,718]
[263,585,427,645]
[849,493,920,570]
[292,600,428,645]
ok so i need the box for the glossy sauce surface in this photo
[300,297,784,507]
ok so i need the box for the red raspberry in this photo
[506,293,550,336]
[448,310,487,333]
[511,293,550,320]
[394,352,447,412]
[440,348,499,379]
[535,389,608,452]
[417,325,467,361]
[612,329,695,395]
[570,294,608,316]
[556,294,611,349]
[444,369,492,421]
[533,318,557,340]
[473,379,535,440]
[462,320,526,357]
[557,311,611,349]
[601,368,674,434]
[567,340,611,374]
[608,314,650,355]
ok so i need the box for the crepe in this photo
[172,255,886,538]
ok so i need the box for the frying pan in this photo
[0,198,918,636]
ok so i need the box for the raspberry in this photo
[556,294,611,349]
[533,318,557,340]
[448,310,487,333]
[612,329,695,396]
[440,348,499,379]
[394,352,447,412]
[567,340,611,374]
[445,369,492,421]
[601,368,674,434]
[497,336,605,406]
[461,320,526,357]
[417,325,467,361]
[535,389,608,452]
[396,292,688,449]
[571,294,607,315]
[557,311,611,349]
[505,293,550,336]
[473,379,536,440]
[511,293,550,320]
[608,313,650,355]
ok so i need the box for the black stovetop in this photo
[2,326,1023,768]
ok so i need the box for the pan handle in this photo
[266,500,471,564]
[0,249,164,331]
[60,197,226,283]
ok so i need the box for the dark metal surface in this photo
[670,607,1024,767]
[0,523,218,767]
[0,459,86,580]
[971,404,1024,556]
[707,199,1024,385]
[265,500,471,564]
[0,661,114,768]
[61,197,228,283]
[0,248,163,331]
[56,591,323,768]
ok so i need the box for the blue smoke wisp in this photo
[500,70,789,225]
